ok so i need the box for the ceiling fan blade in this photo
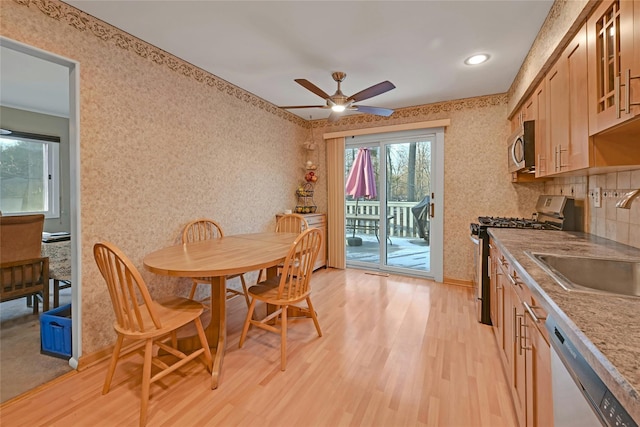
[279,105,327,109]
[295,79,331,100]
[348,81,396,103]
[354,105,394,117]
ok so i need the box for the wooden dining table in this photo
[143,231,299,389]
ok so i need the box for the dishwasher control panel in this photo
[600,390,637,427]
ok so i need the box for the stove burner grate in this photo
[475,216,560,230]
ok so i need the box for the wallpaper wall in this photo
[1,0,547,356]
[1,0,309,354]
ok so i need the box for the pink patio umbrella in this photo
[345,148,377,243]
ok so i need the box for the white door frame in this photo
[347,127,444,282]
[1,37,82,367]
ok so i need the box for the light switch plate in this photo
[594,187,602,208]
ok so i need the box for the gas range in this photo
[470,216,561,235]
[470,195,578,325]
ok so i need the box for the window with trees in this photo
[0,130,60,217]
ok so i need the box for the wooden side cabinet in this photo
[276,213,327,271]
[304,213,327,271]
[587,0,640,135]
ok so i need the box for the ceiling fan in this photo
[279,71,395,122]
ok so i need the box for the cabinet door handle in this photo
[513,306,518,343]
[523,301,546,323]
[519,316,530,354]
[616,73,622,119]
[624,69,630,115]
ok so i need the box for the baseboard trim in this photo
[77,341,145,371]
[443,277,473,288]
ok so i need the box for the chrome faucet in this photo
[616,189,640,209]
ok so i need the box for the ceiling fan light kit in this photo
[280,71,396,122]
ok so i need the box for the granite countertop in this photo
[488,229,640,423]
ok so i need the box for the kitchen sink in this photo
[526,252,640,297]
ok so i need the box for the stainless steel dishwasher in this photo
[546,316,637,427]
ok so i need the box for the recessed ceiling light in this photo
[464,54,490,65]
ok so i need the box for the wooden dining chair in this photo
[256,213,309,283]
[94,241,212,427]
[239,227,322,371]
[182,218,250,308]
[0,214,49,314]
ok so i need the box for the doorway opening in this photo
[0,36,81,402]
[345,128,443,280]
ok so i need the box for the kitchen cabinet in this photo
[532,81,549,178]
[490,241,508,368]
[546,23,590,175]
[278,212,326,271]
[523,299,553,427]
[587,0,640,135]
[489,237,553,427]
[510,82,549,183]
[508,270,527,427]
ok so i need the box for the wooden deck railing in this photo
[345,201,428,238]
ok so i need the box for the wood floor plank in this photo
[0,268,517,426]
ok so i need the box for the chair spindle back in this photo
[278,228,322,300]
[275,214,308,234]
[94,242,162,334]
[182,219,224,244]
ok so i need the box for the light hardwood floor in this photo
[0,268,517,426]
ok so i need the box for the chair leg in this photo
[194,317,212,371]
[103,334,124,394]
[170,331,178,349]
[239,275,251,308]
[139,339,153,427]
[306,296,322,337]
[239,298,257,348]
[280,304,288,371]
[188,280,198,300]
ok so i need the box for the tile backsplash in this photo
[546,169,640,248]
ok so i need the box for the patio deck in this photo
[346,233,430,271]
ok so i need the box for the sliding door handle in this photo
[429,192,435,218]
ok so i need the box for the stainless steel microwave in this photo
[508,120,535,173]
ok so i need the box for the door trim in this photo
[326,124,445,282]
[1,36,82,367]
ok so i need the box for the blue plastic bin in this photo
[40,304,72,358]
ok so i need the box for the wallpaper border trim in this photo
[13,0,309,127]
[14,0,507,130]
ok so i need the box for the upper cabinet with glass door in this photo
[587,0,640,135]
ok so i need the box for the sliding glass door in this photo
[345,130,441,278]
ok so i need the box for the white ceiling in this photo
[1,0,554,121]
